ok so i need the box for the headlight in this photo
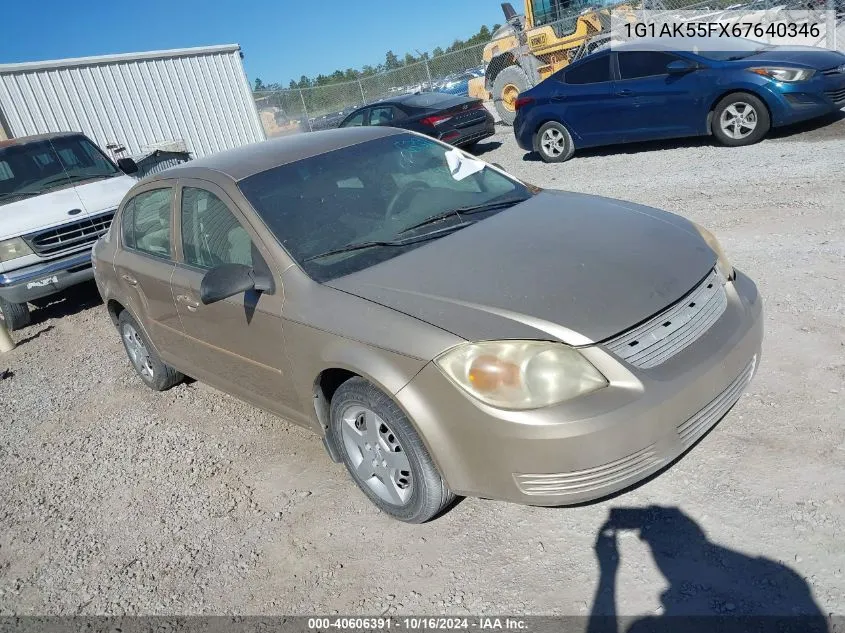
[435,340,608,410]
[749,67,815,82]
[0,237,34,263]
[693,222,733,281]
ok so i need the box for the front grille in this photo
[678,356,756,448]
[24,210,115,256]
[824,87,845,105]
[605,268,727,369]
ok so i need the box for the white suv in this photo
[0,132,138,330]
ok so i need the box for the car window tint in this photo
[371,106,399,126]
[181,187,253,268]
[619,51,679,79]
[127,189,172,259]
[340,110,366,127]
[565,56,611,84]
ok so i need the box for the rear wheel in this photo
[118,310,183,391]
[330,377,456,523]
[711,93,770,146]
[536,121,575,163]
[0,297,31,332]
[492,65,531,126]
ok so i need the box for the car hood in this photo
[740,46,845,70]
[0,175,134,241]
[326,191,717,346]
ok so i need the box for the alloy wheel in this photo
[541,127,567,157]
[340,404,413,506]
[122,323,154,380]
[719,102,758,140]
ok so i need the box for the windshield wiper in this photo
[0,190,46,201]
[396,196,530,236]
[303,222,475,262]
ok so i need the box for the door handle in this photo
[121,274,138,286]
[551,95,567,102]
[616,89,634,97]
[176,294,200,312]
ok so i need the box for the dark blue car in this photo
[513,37,845,162]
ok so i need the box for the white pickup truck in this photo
[0,132,139,330]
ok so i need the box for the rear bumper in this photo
[0,250,94,304]
[396,271,763,506]
[441,112,496,147]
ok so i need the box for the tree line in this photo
[253,23,501,92]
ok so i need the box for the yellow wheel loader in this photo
[469,0,638,124]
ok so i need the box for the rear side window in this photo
[618,51,679,79]
[121,189,173,259]
[565,56,611,84]
[340,110,366,127]
[369,105,403,126]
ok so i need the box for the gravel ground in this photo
[1,114,844,619]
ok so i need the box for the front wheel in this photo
[330,377,456,523]
[711,93,770,146]
[0,297,31,332]
[536,121,576,163]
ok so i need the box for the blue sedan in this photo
[513,37,845,162]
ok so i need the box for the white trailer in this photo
[0,44,265,160]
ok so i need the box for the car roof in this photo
[0,131,83,149]
[150,126,405,183]
[612,36,747,52]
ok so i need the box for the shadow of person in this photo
[587,506,829,633]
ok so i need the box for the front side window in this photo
[180,187,253,268]
[238,134,532,282]
[618,51,679,79]
[121,189,173,259]
[565,55,611,84]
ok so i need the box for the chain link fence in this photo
[254,0,843,137]
[254,43,487,137]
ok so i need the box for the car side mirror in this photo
[200,263,272,305]
[117,157,139,175]
[667,60,697,74]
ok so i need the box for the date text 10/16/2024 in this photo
[307,617,528,631]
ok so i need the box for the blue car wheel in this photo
[536,121,576,163]
[711,92,771,147]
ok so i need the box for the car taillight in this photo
[421,114,453,126]
[515,97,535,110]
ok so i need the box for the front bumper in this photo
[764,75,845,127]
[396,270,764,505]
[0,250,95,304]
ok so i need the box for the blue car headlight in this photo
[748,67,815,82]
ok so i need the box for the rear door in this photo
[168,178,300,417]
[112,182,184,357]
[613,51,705,141]
[553,54,622,146]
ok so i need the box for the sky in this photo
[0,0,504,86]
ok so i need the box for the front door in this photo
[111,183,183,356]
[168,179,300,418]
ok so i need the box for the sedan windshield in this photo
[0,135,121,206]
[238,134,532,282]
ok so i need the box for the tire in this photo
[330,377,456,523]
[492,65,531,126]
[711,92,770,147]
[536,121,576,163]
[117,310,183,391]
[0,297,31,332]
